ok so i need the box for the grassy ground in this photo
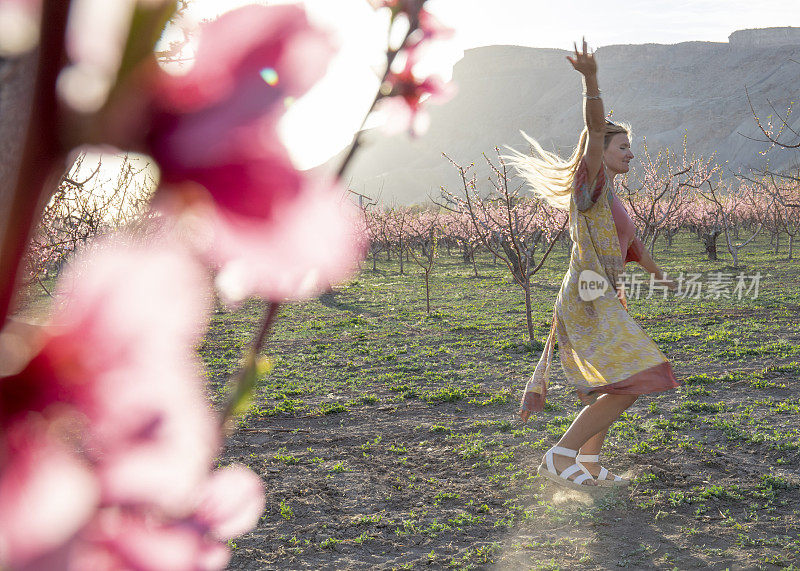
[206,231,800,570]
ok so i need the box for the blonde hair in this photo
[504,122,631,210]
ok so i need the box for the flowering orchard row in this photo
[25,149,799,294]
[357,154,800,271]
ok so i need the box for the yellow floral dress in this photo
[520,158,678,419]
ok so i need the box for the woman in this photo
[506,39,680,489]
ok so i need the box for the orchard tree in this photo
[620,139,715,252]
[406,208,440,314]
[745,85,800,256]
[697,178,763,267]
[439,149,566,344]
[742,169,800,260]
[683,195,723,260]
[363,206,392,271]
[25,153,154,292]
[386,204,412,273]
[439,209,482,276]
[349,188,379,270]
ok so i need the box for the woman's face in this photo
[603,133,634,175]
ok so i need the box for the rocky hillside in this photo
[340,27,800,204]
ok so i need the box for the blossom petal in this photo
[72,508,211,571]
[211,184,365,302]
[194,464,265,541]
[151,4,336,174]
[51,237,218,513]
[0,427,98,568]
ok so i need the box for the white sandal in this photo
[576,454,629,487]
[537,446,595,490]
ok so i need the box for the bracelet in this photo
[584,91,602,100]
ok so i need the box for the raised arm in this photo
[567,38,605,184]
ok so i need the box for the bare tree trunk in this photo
[398,239,404,274]
[666,227,680,248]
[1,14,70,324]
[702,230,720,261]
[648,229,660,254]
[0,53,38,254]
[789,234,795,261]
[424,271,431,314]
[471,249,479,277]
[522,282,535,344]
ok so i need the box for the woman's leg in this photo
[548,393,638,476]
[577,428,608,478]
[579,428,608,454]
[565,394,611,478]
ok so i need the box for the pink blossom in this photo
[48,239,218,513]
[0,0,42,55]
[66,465,263,571]
[367,1,452,45]
[0,237,222,567]
[378,57,454,136]
[367,0,425,20]
[146,2,330,244]
[0,236,267,568]
[366,0,454,136]
[210,181,365,303]
[193,464,266,541]
[143,4,363,301]
[415,9,454,43]
[158,153,303,221]
[0,425,98,569]
[69,507,229,571]
[148,4,334,210]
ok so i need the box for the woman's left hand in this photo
[566,37,597,78]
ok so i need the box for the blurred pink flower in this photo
[159,153,303,221]
[69,508,227,571]
[0,0,42,55]
[143,4,363,301]
[366,0,453,46]
[66,465,263,571]
[414,9,454,43]
[0,424,98,570]
[378,57,454,136]
[366,0,425,20]
[149,4,333,215]
[0,237,234,568]
[366,0,454,137]
[71,465,265,571]
[210,181,365,303]
[47,239,218,513]
[193,464,266,542]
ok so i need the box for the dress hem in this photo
[578,361,680,398]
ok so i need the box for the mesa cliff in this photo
[340,27,800,204]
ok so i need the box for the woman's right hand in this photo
[566,37,597,78]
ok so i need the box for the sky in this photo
[177,0,800,169]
